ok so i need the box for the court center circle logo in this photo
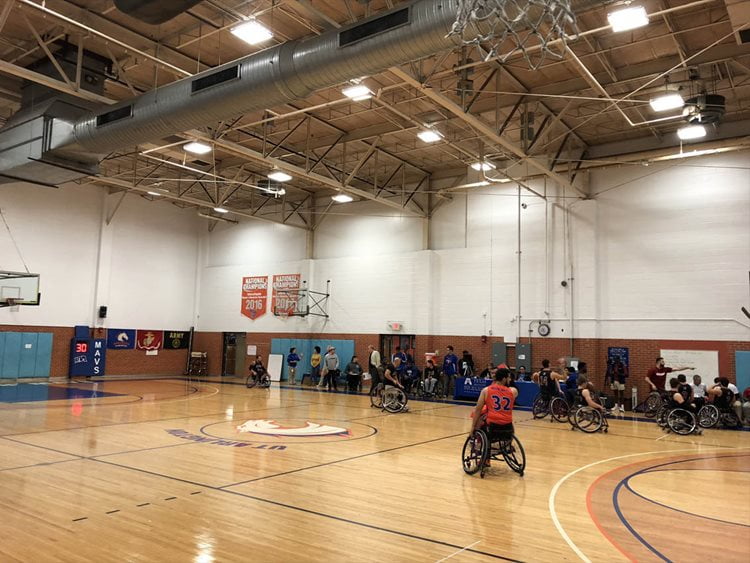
[200,418,377,445]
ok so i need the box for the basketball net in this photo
[6,298,20,312]
[448,0,579,69]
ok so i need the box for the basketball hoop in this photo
[4,297,20,311]
[448,0,579,69]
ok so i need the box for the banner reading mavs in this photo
[107,328,136,350]
[163,331,190,350]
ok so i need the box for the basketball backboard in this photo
[0,271,41,307]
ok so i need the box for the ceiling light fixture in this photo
[147,191,163,196]
[230,18,273,45]
[649,92,684,112]
[342,84,372,101]
[213,207,229,213]
[677,124,706,140]
[331,193,354,203]
[183,141,212,155]
[607,5,648,33]
[417,129,443,143]
[267,170,292,182]
[470,161,496,171]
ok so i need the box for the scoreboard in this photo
[69,338,106,377]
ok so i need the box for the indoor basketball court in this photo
[1,0,749,561]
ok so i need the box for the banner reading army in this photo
[163,331,190,349]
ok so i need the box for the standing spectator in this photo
[423,359,439,396]
[461,350,475,377]
[392,346,408,378]
[345,356,363,393]
[286,347,301,385]
[404,347,415,366]
[443,346,459,397]
[322,346,340,391]
[609,357,628,413]
[310,346,322,387]
[645,357,693,394]
[367,345,382,390]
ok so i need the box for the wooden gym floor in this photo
[0,378,748,562]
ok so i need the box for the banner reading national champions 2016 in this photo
[272,273,301,315]
[241,276,269,320]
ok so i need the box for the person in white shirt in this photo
[691,374,707,409]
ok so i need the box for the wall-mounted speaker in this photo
[98,306,108,319]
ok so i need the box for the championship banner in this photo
[241,275,268,320]
[136,330,163,350]
[163,331,190,350]
[272,273,301,315]
[107,328,135,350]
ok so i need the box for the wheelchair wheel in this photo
[550,397,569,423]
[532,394,549,419]
[643,393,663,418]
[259,374,271,388]
[574,407,603,433]
[369,383,384,409]
[462,431,488,475]
[667,408,696,435]
[383,387,408,413]
[246,375,257,388]
[501,435,526,476]
[697,404,719,428]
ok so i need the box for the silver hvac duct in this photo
[1,0,465,186]
[69,0,462,154]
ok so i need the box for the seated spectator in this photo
[403,361,420,394]
[423,359,439,396]
[479,362,495,379]
[345,356,363,393]
[564,367,578,405]
[516,366,530,381]
[742,387,750,425]
[461,350,474,377]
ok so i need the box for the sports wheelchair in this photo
[697,401,741,429]
[532,393,570,423]
[246,371,271,388]
[642,391,669,418]
[568,404,609,433]
[369,383,409,413]
[462,425,525,478]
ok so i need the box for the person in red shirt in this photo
[470,368,518,439]
[645,356,694,393]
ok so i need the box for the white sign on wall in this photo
[660,349,719,380]
[267,353,283,382]
[247,345,257,356]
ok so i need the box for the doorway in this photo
[222,332,246,376]
[379,334,416,364]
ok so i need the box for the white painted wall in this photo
[0,183,200,330]
[196,151,750,341]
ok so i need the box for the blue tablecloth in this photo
[453,377,493,400]
[515,381,568,407]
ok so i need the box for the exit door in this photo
[379,334,416,364]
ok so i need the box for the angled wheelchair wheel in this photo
[532,394,549,419]
[383,387,408,413]
[643,393,663,418]
[245,375,257,389]
[550,397,569,423]
[462,431,488,475]
[697,404,719,428]
[501,436,526,476]
[259,374,271,388]
[574,407,603,433]
[369,383,384,409]
[667,408,696,435]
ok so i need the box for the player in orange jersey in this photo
[470,368,518,440]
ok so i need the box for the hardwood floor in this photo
[1,378,748,562]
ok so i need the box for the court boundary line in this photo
[87,455,523,562]
[548,446,731,563]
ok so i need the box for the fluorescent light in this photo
[342,84,372,101]
[213,207,229,213]
[607,6,648,32]
[147,191,163,196]
[331,193,353,203]
[417,129,442,143]
[231,19,273,45]
[267,170,292,182]
[649,93,683,112]
[651,147,733,162]
[677,124,706,140]
[470,161,496,171]
[183,141,212,155]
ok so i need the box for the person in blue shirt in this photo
[287,347,301,385]
[443,345,459,397]
[564,366,578,404]
[392,347,408,377]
